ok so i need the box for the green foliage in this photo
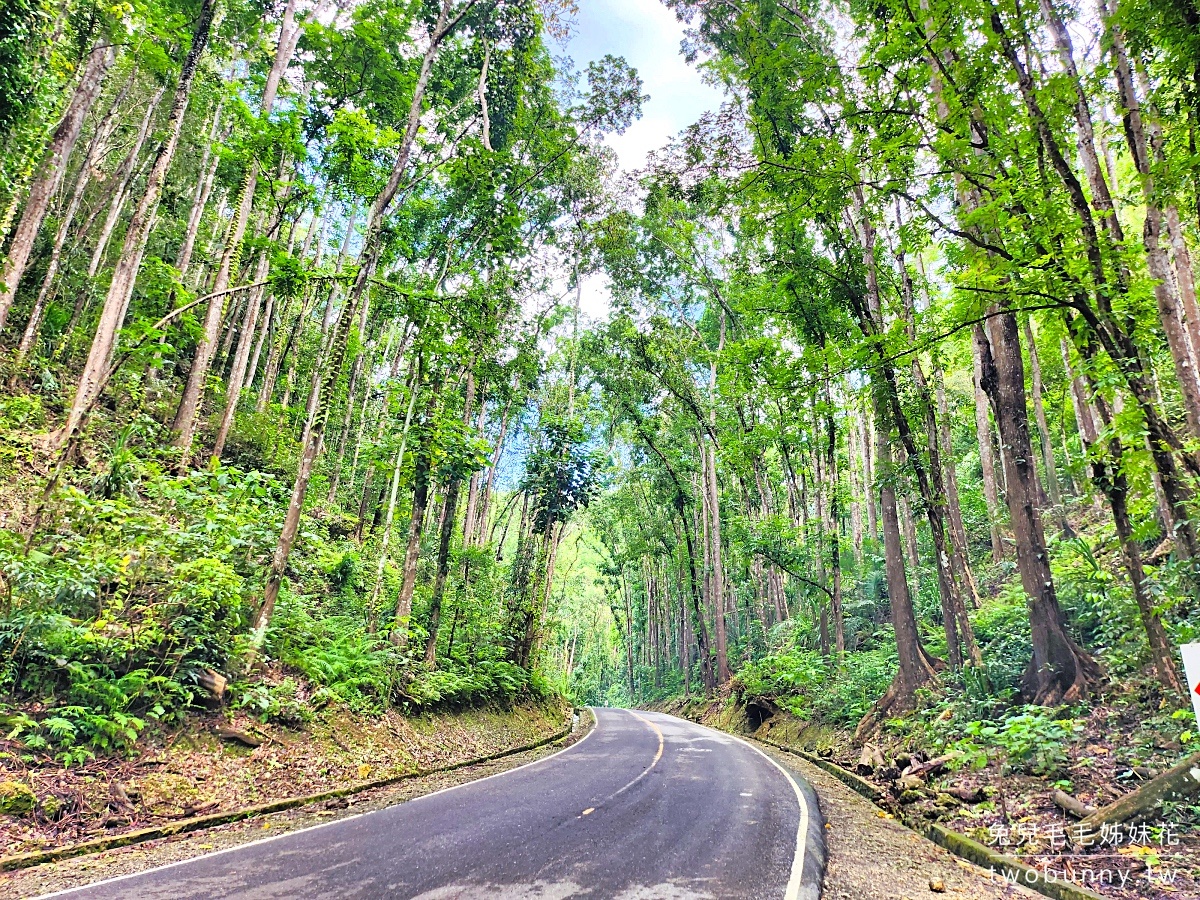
[230,677,314,726]
[0,0,45,140]
[734,648,896,727]
[402,660,537,710]
[948,707,1083,777]
[0,459,283,760]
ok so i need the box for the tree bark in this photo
[392,396,437,645]
[973,343,1005,563]
[325,295,371,502]
[51,2,215,451]
[172,0,300,457]
[0,42,114,335]
[86,83,166,279]
[975,315,1100,705]
[13,70,133,366]
[424,474,461,665]
[1023,318,1067,532]
[1068,327,1185,696]
[1080,753,1200,832]
[211,248,270,460]
[856,398,940,740]
[366,359,420,629]
[1099,0,1200,438]
[252,266,361,649]
[176,102,224,281]
[935,371,981,608]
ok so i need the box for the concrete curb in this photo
[716,727,1104,900]
[0,711,583,873]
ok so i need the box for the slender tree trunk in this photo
[393,392,439,645]
[0,42,115,335]
[1100,0,1200,438]
[473,398,511,546]
[825,401,845,657]
[1069,350,1184,696]
[366,360,420,630]
[860,413,877,543]
[325,297,371,502]
[424,474,462,666]
[461,401,487,543]
[898,493,920,576]
[86,84,166,279]
[935,371,981,608]
[245,284,275,390]
[677,510,714,695]
[176,102,224,281]
[854,207,940,738]
[51,2,216,451]
[173,0,300,456]
[856,398,940,740]
[252,260,361,648]
[13,72,132,366]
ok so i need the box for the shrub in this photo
[950,706,1082,776]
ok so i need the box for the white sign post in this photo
[1183,643,1200,727]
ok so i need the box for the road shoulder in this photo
[765,746,1043,900]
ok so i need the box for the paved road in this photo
[42,709,824,900]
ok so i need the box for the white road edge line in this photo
[654,711,810,900]
[30,713,599,900]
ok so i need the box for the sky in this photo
[561,0,725,318]
[563,0,723,171]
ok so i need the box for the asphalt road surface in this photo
[41,708,825,900]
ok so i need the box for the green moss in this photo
[0,780,36,815]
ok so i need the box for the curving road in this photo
[40,708,825,900]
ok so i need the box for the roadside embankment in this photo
[0,699,583,895]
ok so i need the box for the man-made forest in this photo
[0,0,1198,892]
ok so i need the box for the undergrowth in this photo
[0,437,550,766]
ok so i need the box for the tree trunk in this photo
[325,296,371,502]
[176,102,224,281]
[252,256,360,649]
[0,42,114,335]
[461,401,487,544]
[51,2,215,452]
[856,398,940,739]
[210,248,269,460]
[13,70,132,366]
[678,509,715,695]
[473,397,511,546]
[86,83,166,279]
[366,359,420,629]
[973,343,1005,563]
[1023,318,1066,531]
[424,475,461,665]
[1068,329,1185,696]
[975,316,1100,705]
[1101,0,1200,439]
[1080,753,1200,833]
[172,0,300,457]
[935,371,981,608]
[245,283,275,391]
[392,398,437,646]
[860,413,877,543]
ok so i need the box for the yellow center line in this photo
[582,709,665,814]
